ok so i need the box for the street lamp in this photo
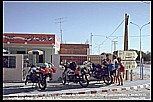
[106,36,118,54]
[92,45,98,55]
[94,43,101,54]
[130,21,150,80]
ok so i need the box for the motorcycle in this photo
[61,61,89,88]
[83,61,113,85]
[25,63,54,90]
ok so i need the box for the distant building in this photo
[59,44,90,65]
[60,44,90,54]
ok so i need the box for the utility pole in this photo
[112,41,118,52]
[124,13,129,51]
[55,17,66,44]
[124,13,129,80]
[90,33,93,55]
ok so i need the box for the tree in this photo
[101,49,151,61]
[129,49,151,61]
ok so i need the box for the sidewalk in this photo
[3,79,150,98]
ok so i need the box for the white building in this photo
[3,32,62,82]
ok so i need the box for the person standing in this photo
[106,54,111,64]
[112,55,118,84]
[116,57,125,86]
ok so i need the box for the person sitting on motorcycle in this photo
[102,59,109,68]
[102,54,112,77]
[102,54,111,68]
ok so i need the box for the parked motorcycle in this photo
[83,61,113,85]
[25,63,54,90]
[61,61,89,88]
[93,64,113,85]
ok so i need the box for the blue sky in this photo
[3,1,151,54]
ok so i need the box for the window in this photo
[39,55,44,63]
[17,51,26,54]
[51,55,52,63]
[3,56,16,68]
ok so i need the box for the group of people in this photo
[60,55,125,86]
[103,54,125,86]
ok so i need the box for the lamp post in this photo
[106,36,118,54]
[94,43,101,54]
[93,44,98,54]
[130,22,150,80]
[94,42,105,55]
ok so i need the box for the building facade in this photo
[59,44,91,65]
[3,32,62,82]
[3,33,60,65]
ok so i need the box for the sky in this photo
[3,1,151,55]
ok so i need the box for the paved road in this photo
[3,79,150,98]
[3,81,150,100]
[3,64,151,100]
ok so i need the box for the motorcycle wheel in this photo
[103,75,113,85]
[79,74,89,88]
[62,72,67,85]
[38,79,47,90]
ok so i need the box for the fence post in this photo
[125,69,129,80]
[130,69,133,81]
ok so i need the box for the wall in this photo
[52,54,63,81]
[59,44,90,65]
[60,44,89,54]
[3,54,23,82]
[44,49,52,63]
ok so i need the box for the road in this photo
[3,64,151,100]
[3,78,150,100]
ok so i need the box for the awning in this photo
[28,50,43,55]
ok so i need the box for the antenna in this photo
[55,17,66,44]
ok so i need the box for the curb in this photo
[3,83,150,98]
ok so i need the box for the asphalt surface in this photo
[3,64,151,100]
[3,79,150,98]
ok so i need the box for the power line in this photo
[92,18,125,54]
[99,19,125,45]
[108,19,125,38]
[90,35,150,37]
[109,35,150,37]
